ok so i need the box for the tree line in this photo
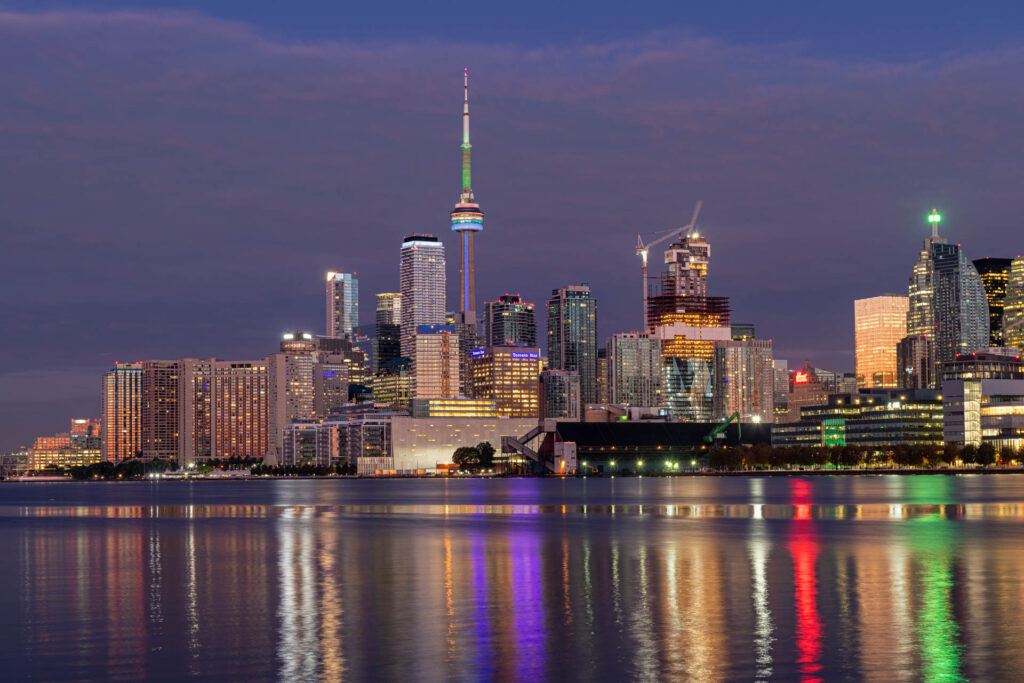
[706,442,1016,471]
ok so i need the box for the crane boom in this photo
[703,412,741,443]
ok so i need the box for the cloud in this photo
[1,9,1023,449]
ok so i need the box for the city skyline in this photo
[3,5,1024,452]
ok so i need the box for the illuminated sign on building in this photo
[510,351,539,360]
[794,371,810,384]
[471,349,486,357]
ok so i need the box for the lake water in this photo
[3,475,1024,681]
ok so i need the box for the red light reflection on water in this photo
[789,479,823,682]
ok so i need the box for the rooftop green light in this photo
[928,210,942,224]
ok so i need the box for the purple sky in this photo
[2,8,1023,451]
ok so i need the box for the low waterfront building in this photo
[942,349,1024,449]
[771,388,943,448]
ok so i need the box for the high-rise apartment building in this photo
[713,339,775,422]
[469,346,541,418]
[326,271,359,340]
[411,325,460,399]
[101,362,142,463]
[374,358,413,412]
[373,292,402,373]
[211,359,268,460]
[177,358,213,466]
[1005,256,1024,352]
[854,295,908,388]
[974,258,1013,346]
[483,294,537,347]
[539,369,581,420]
[141,360,180,459]
[400,235,446,358]
[596,347,609,404]
[546,284,598,405]
[608,333,662,406]
[267,332,317,464]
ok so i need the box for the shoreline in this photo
[5,466,1024,482]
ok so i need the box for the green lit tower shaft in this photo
[450,69,483,326]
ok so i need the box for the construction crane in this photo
[635,200,703,331]
[703,412,741,444]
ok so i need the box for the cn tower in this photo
[450,68,483,326]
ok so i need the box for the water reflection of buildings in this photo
[12,489,1024,680]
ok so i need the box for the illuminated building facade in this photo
[400,235,446,358]
[712,339,774,422]
[907,210,942,386]
[313,355,350,417]
[483,294,537,347]
[374,358,412,412]
[608,333,662,407]
[469,346,542,418]
[540,369,581,419]
[390,416,537,472]
[373,292,402,373]
[1005,256,1024,352]
[596,347,609,404]
[772,388,943,448]
[854,294,908,388]
[411,325,460,399]
[326,271,359,340]
[409,398,499,418]
[28,419,102,470]
[141,360,180,459]
[942,350,1024,449]
[211,359,268,460]
[101,362,142,463]
[546,284,598,404]
[974,257,1013,346]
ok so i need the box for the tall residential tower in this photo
[326,271,359,339]
[399,235,446,357]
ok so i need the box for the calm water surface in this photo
[3,475,1024,681]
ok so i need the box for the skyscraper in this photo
[373,292,402,373]
[897,334,932,389]
[647,229,732,421]
[1005,256,1024,352]
[974,257,1014,346]
[450,69,484,329]
[482,294,537,347]
[326,271,359,339]
[906,209,989,386]
[177,358,213,467]
[400,235,446,358]
[854,295,908,388]
[547,284,598,404]
[932,242,989,372]
[101,362,142,463]
[608,333,662,406]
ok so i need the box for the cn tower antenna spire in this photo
[461,68,472,199]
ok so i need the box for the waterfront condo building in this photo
[211,359,268,461]
[854,294,909,388]
[101,362,142,463]
[141,360,180,460]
